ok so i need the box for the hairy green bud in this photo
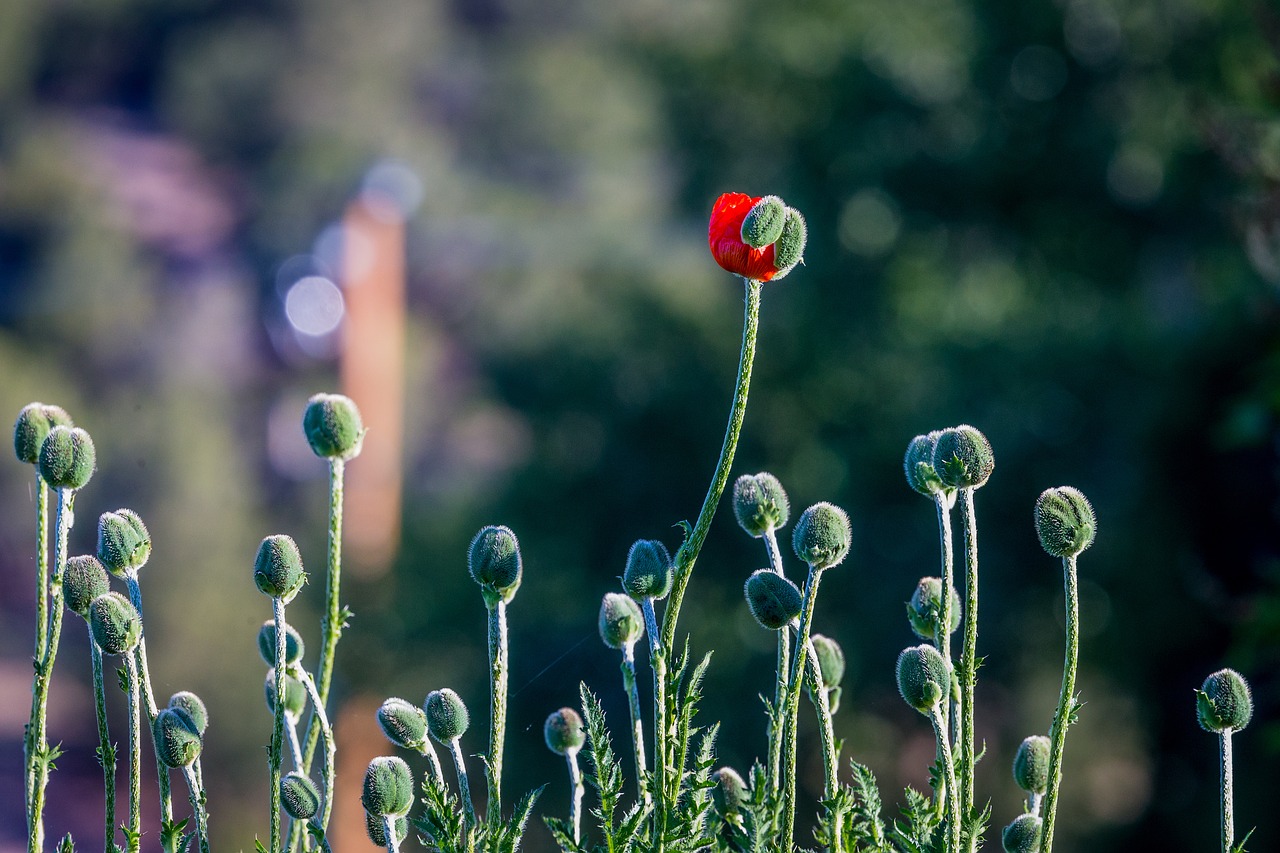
[152,706,202,768]
[732,472,790,538]
[906,576,961,641]
[468,524,522,603]
[377,697,428,750]
[1001,813,1043,853]
[895,644,949,714]
[64,555,110,618]
[622,539,673,600]
[168,691,208,736]
[253,534,306,602]
[303,393,365,461]
[771,207,807,279]
[365,812,407,847]
[744,569,803,630]
[740,196,786,249]
[1034,486,1096,558]
[281,772,321,821]
[425,688,470,743]
[792,502,852,569]
[933,425,994,490]
[1012,735,1050,794]
[257,620,305,667]
[904,432,947,497]
[38,425,95,490]
[264,670,307,718]
[1197,668,1253,733]
[810,633,845,689]
[14,403,72,465]
[97,509,151,577]
[711,766,749,817]
[89,592,142,656]
[598,592,644,649]
[361,755,414,817]
[544,707,586,755]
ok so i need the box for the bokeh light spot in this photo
[284,276,344,336]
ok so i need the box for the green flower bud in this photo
[281,772,321,821]
[904,432,947,497]
[468,524,522,603]
[377,697,428,750]
[810,634,845,689]
[732,472,790,538]
[1001,813,1043,853]
[14,403,73,465]
[63,555,110,618]
[544,707,586,755]
[361,755,414,817]
[771,207,807,279]
[933,425,994,490]
[168,691,209,736]
[97,509,151,577]
[264,670,307,719]
[1197,668,1253,733]
[257,620,305,667]
[89,592,142,656]
[711,766,749,817]
[598,592,644,649]
[365,811,407,847]
[152,706,202,768]
[254,534,306,602]
[303,393,365,461]
[1012,735,1050,794]
[38,426,95,490]
[425,688,470,743]
[622,539,673,600]
[744,569,803,630]
[895,644,949,715]
[906,576,961,641]
[1034,486,1096,558]
[740,196,786,249]
[792,502,852,570]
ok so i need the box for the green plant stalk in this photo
[782,566,823,852]
[448,738,477,828]
[306,820,333,853]
[125,653,143,853]
[934,493,956,739]
[802,637,840,844]
[642,598,669,849]
[285,714,303,768]
[181,763,211,853]
[270,596,288,853]
[620,642,650,805]
[290,665,337,835]
[381,814,400,853]
[486,600,509,824]
[419,740,446,787]
[24,474,50,844]
[1037,554,1079,853]
[764,527,791,796]
[124,571,175,845]
[303,458,346,767]
[89,629,117,853]
[957,487,979,833]
[1220,731,1234,853]
[661,278,762,654]
[929,703,961,853]
[566,750,584,843]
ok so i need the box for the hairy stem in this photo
[957,487,979,834]
[765,527,791,795]
[566,750,584,843]
[804,637,841,845]
[930,705,961,853]
[124,571,174,844]
[449,738,476,828]
[487,600,508,824]
[621,642,650,804]
[1220,731,1234,853]
[303,457,346,773]
[382,814,400,853]
[290,666,337,835]
[182,763,211,853]
[643,598,668,849]
[90,631,117,853]
[270,596,287,853]
[782,566,824,851]
[25,474,50,839]
[125,654,142,853]
[1038,554,1079,853]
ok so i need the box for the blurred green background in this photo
[1,0,1278,850]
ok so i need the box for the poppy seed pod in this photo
[97,509,151,577]
[732,472,790,538]
[38,425,95,490]
[1001,813,1043,853]
[377,697,428,750]
[264,670,307,718]
[1196,668,1253,733]
[622,539,673,600]
[168,691,209,736]
[361,755,414,817]
[904,432,946,497]
[1012,735,1050,794]
[598,592,644,650]
[425,688,470,743]
[544,707,586,755]
[933,425,994,490]
[792,502,852,570]
[468,524,523,602]
[711,766,749,817]
[152,706,202,768]
[303,393,365,461]
[771,208,807,279]
[257,620,305,667]
[895,644,950,715]
[906,576,961,641]
[365,811,407,847]
[253,534,306,602]
[14,403,72,465]
[744,569,803,630]
[810,634,845,690]
[89,592,142,656]
[1034,487,1096,558]
[281,772,321,821]
[740,196,786,249]
[63,555,110,618]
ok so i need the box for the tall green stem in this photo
[782,566,824,851]
[1220,731,1234,853]
[486,600,508,824]
[304,458,345,769]
[124,571,174,845]
[957,487,979,837]
[930,705,961,853]
[270,597,288,853]
[290,666,337,834]
[620,642,650,804]
[182,764,211,853]
[24,474,50,844]
[1038,554,1079,853]
[764,527,791,795]
[90,631,117,853]
[934,494,956,740]
[803,637,841,845]
[125,654,142,853]
[449,739,476,827]
[643,598,668,849]
[566,751,584,843]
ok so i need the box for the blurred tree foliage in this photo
[0,0,1278,850]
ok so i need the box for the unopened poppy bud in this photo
[810,634,845,689]
[303,393,365,461]
[896,644,949,714]
[792,502,852,570]
[264,670,307,718]
[152,706,202,768]
[168,692,209,736]
[257,621,305,667]
[771,207,807,279]
[598,592,644,649]
[1001,813,1043,853]
[377,697,428,750]
[933,425,994,490]
[744,569,803,630]
[544,707,585,755]
[732,472,790,538]
[281,772,321,821]
[362,755,414,817]
[740,196,786,249]
[1012,735,1050,794]
[64,555,110,618]
[1196,668,1252,733]
[14,403,72,465]
[425,688,470,743]
[365,812,407,847]
[711,767,749,817]
[904,432,947,497]
[38,426,95,490]
[468,524,522,603]
[97,509,151,577]
[89,592,142,656]
[1034,487,1096,558]
[254,534,306,602]
[906,577,961,641]
[622,539,673,600]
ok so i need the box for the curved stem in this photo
[765,527,791,795]
[487,600,508,824]
[307,820,333,853]
[303,458,346,772]
[419,740,446,788]
[929,705,961,853]
[803,637,841,845]
[449,739,476,828]
[125,572,174,844]
[782,566,824,851]
[621,643,650,804]
[90,631,117,853]
[1038,554,1079,853]
[182,763,211,853]
[567,750,584,843]
[957,487,979,836]
[285,716,303,769]
[1220,731,1234,853]
[290,666,337,835]
[125,654,142,853]
[270,597,288,853]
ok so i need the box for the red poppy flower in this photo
[708,192,780,282]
